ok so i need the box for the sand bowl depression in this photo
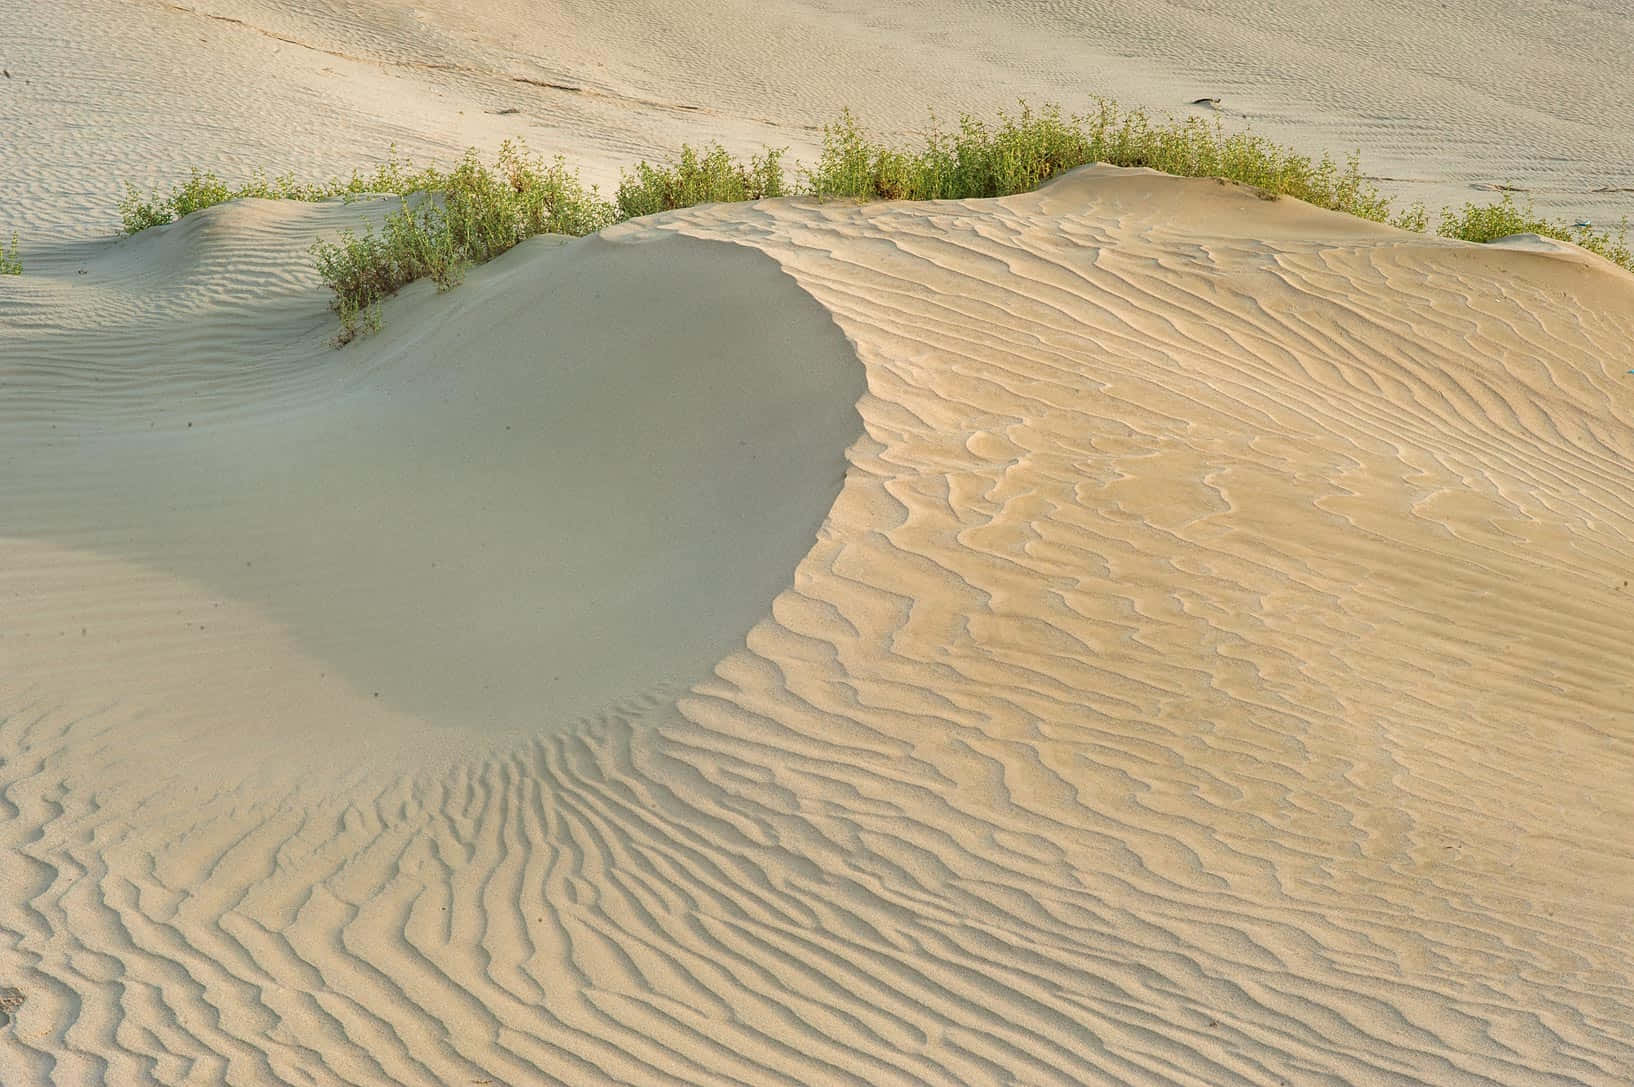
[2,227,865,733]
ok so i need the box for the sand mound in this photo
[4,167,1632,1085]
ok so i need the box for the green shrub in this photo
[0,233,20,275]
[1391,202,1430,234]
[122,101,1634,344]
[117,184,177,234]
[616,143,786,219]
[1438,191,1554,243]
[310,141,615,343]
[116,149,448,234]
[804,101,1403,224]
[1438,191,1631,266]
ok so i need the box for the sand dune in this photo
[5,165,1634,1084]
[5,2,1634,1085]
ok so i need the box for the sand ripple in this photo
[3,170,1633,1084]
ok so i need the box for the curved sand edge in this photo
[2,216,865,744]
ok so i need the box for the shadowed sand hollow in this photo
[2,227,866,734]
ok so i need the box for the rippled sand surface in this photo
[4,0,1632,239]
[3,3,1634,1085]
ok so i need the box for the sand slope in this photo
[4,168,1633,1084]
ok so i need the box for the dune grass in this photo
[1437,191,1631,268]
[804,103,1408,225]
[116,151,446,235]
[310,143,616,342]
[115,100,1633,341]
[0,233,20,276]
[616,143,788,220]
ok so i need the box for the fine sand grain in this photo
[4,2,1634,1086]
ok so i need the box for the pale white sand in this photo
[3,3,1634,1086]
[4,0,1632,241]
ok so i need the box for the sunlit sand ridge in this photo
[3,1,1634,1085]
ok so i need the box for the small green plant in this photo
[119,169,234,233]
[616,143,786,219]
[1391,202,1430,234]
[804,101,1397,222]
[310,141,616,344]
[1437,191,1631,266]
[125,100,1634,344]
[116,149,447,234]
[0,233,20,275]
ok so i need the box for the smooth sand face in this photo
[4,4,1634,1087]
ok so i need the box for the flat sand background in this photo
[3,3,1634,1086]
[4,0,1633,242]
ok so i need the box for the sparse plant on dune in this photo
[1437,191,1631,268]
[1390,202,1430,234]
[616,142,787,219]
[805,101,1398,223]
[116,187,177,234]
[310,142,615,344]
[807,104,1629,267]
[0,233,20,275]
[116,149,446,234]
[122,102,1634,343]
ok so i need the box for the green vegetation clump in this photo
[0,233,20,275]
[616,143,787,219]
[1437,191,1631,268]
[115,100,1634,343]
[116,151,445,235]
[806,102,1401,224]
[311,142,615,342]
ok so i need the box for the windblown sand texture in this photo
[5,0,1634,241]
[4,3,1634,1087]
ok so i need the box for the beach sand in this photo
[2,2,1633,1085]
